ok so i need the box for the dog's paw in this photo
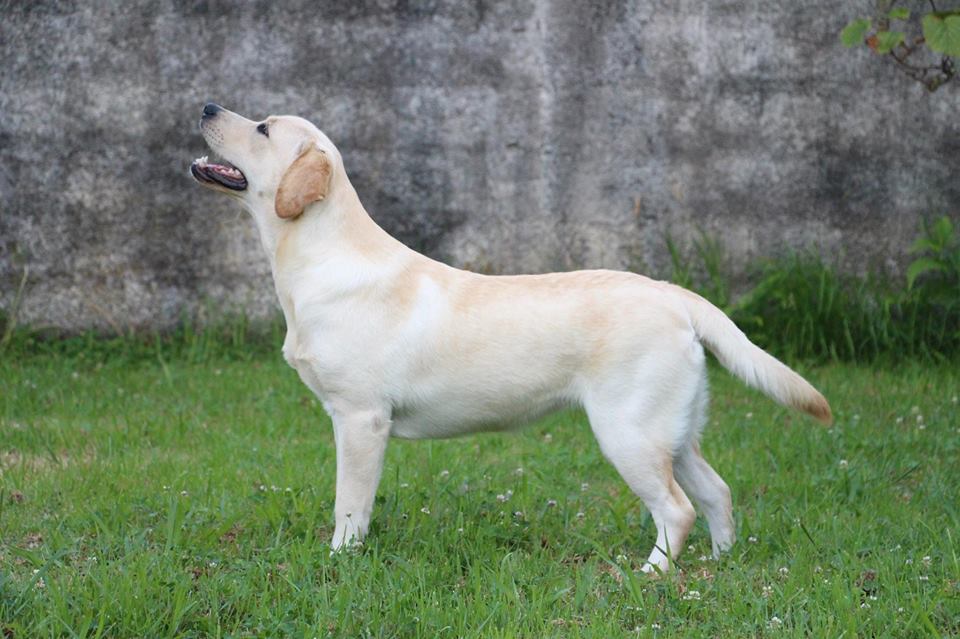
[329,537,364,557]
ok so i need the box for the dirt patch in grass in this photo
[1,447,96,475]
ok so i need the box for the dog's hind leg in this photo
[329,407,391,551]
[582,330,718,572]
[584,365,699,573]
[674,442,734,557]
[672,375,735,557]
[588,415,696,573]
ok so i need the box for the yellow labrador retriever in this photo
[190,103,831,572]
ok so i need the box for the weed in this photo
[663,216,960,363]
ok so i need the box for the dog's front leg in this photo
[330,408,391,551]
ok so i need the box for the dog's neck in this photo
[243,178,413,292]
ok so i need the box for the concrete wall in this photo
[2,1,957,331]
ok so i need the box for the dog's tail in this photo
[673,285,833,424]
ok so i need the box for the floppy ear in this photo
[275,145,332,219]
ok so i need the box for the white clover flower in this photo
[514,467,524,476]
[762,585,773,598]
[546,499,557,507]
[580,482,590,491]
[439,469,450,479]
[682,590,701,601]
[420,506,430,515]
[748,536,758,543]
[768,616,783,629]
[838,459,849,469]
[576,511,585,519]
[922,555,932,567]
[778,566,790,576]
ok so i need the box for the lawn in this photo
[1,349,958,637]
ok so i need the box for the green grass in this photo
[1,350,959,637]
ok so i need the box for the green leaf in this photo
[909,237,937,254]
[931,216,955,245]
[923,13,960,57]
[906,257,945,289]
[875,30,905,53]
[888,7,910,20]
[841,18,872,47]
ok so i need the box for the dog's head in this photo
[190,103,340,219]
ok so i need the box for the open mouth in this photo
[190,156,248,191]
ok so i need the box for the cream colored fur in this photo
[192,106,832,572]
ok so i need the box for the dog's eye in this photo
[256,123,269,137]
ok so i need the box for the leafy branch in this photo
[841,2,959,91]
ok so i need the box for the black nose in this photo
[202,103,222,118]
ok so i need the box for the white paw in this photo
[329,537,363,557]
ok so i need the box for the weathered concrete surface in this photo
[1,1,957,331]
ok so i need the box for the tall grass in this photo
[0,312,286,365]
[666,216,959,363]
